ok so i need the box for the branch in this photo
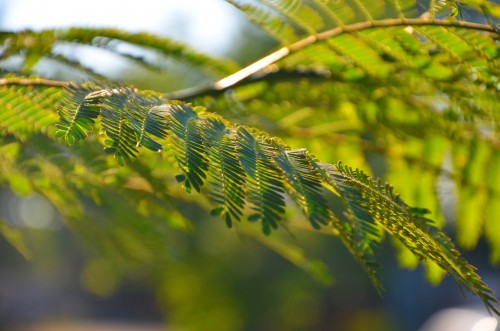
[167,68,332,99]
[165,18,499,100]
[0,77,69,88]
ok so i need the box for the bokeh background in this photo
[0,1,499,330]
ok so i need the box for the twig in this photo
[0,77,70,88]
[165,18,499,100]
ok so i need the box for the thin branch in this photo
[165,18,499,100]
[166,68,332,99]
[0,77,70,88]
[1,19,496,98]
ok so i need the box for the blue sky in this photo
[0,0,240,56]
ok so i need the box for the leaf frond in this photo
[2,0,500,315]
[331,161,499,313]
[47,83,498,312]
[202,117,246,226]
[237,127,287,234]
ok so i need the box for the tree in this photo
[0,0,499,329]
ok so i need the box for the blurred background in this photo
[0,1,499,330]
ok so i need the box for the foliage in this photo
[0,0,499,319]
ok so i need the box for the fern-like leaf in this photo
[203,117,246,226]
[330,162,499,314]
[317,162,385,291]
[273,145,330,229]
[128,98,167,152]
[0,84,61,139]
[48,83,498,313]
[99,89,142,165]
[165,104,209,193]
[56,83,102,144]
[238,127,286,234]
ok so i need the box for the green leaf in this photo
[0,219,32,260]
[57,83,102,144]
[238,127,286,234]
[166,104,209,192]
[202,117,246,227]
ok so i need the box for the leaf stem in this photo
[0,77,70,88]
[165,18,499,100]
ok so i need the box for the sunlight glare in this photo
[471,317,498,331]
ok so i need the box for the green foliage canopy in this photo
[0,0,499,316]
